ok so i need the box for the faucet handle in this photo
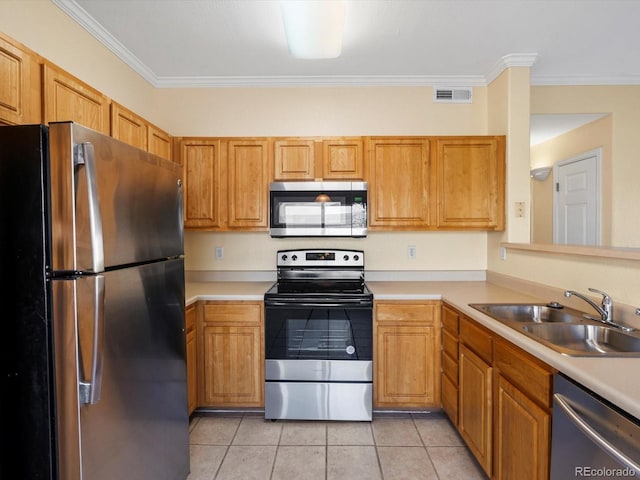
[636,308,640,316]
[588,287,612,305]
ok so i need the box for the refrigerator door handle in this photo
[79,275,105,405]
[74,142,105,273]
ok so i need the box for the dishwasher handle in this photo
[554,393,640,473]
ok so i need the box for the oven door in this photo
[264,304,372,362]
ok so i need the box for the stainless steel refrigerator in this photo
[0,122,190,480]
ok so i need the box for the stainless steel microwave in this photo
[269,181,367,237]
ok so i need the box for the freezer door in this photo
[48,122,183,272]
[53,259,189,480]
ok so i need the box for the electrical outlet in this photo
[500,247,507,260]
[407,245,417,260]
[215,246,224,260]
[515,201,526,218]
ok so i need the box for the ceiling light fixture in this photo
[280,0,346,59]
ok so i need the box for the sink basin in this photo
[470,303,585,324]
[521,324,640,356]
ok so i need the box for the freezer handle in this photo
[74,142,105,273]
[79,275,105,405]
[554,393,640,473]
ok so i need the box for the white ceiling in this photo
[52,0,640,88]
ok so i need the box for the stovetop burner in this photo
[265,248,372,305]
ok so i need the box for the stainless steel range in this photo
[264,249,373,421]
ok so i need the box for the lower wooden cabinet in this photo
[185,303,197,415]
[198,301,264,407]
[374,301,441,408]
[442,303,554,479]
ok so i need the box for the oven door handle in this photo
[554,393,640,473]
[265,301,372,308]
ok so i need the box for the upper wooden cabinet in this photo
[322,137,364,179]
[181,138,223,229]
[111,101,173,161]
[434,136,505,230]
[273,138,316,180]
[366,137,432,229]
[0,34,41,126]
[110,101,147,150]
[272,137,364,181]
[180,138,271,231]
[42,63,110,135]
[227,139,271,230]
[147,124,172,161]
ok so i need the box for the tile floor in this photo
[187,411,488,480]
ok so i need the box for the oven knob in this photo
[353,254,360,261]
[346,345,356,355]
[343,255,350,261]
[291,255,298,261]
[281,254,288,261]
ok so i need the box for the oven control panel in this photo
[277,249,364,267]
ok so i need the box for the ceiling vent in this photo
[433,87,473,104]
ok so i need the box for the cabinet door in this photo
[273,139,316,180]
[42,63,110,135]
[0,34,41,125]
[434,137,505,229]
[110,101,147,151]
[202,325,263,406]
[374,302,441,408]
[227,139,271,229]
[186,304,197,415]
[494,375,550,480]
[367,137,432,229]
[322,138,363,179]
[147,124,172,161]
[459,344,492,475]
[181,139,223,229]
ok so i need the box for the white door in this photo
[553,149,601,245]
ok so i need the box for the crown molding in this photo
[154,74,489,88]
[531,74,640,86]
[485,53,539,84]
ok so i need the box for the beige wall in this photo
[5,1,640,305]
[530,115,613,245]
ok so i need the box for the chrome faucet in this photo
[564,288,613,323]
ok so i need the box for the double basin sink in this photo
[469,303,640,357]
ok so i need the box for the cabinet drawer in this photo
[442,329,459,360]
[460,316,493,364]
[203,302,262,326]
[442,373,458,425]
[442,350,458,385]
[494,339,554,408]
[376,302,439,325]
[442,305,459,334]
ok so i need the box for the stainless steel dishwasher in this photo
[551,374,640,479]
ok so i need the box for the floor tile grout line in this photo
[411,415,443,480]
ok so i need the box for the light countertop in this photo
[185,280,640,420]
